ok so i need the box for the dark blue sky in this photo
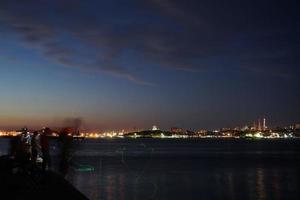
[0,0,299,130]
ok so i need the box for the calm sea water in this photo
[1,138,300,200]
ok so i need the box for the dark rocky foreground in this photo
[0,156,88,200]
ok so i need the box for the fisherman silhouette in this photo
[14,127,32,173]
[59,128,73,177]
[31,131,40,165]
[41,128,51,171]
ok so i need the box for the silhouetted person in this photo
[59,128,73,177]
[31,131,41,165]
[15,127,32,172]
[41,128,51,171]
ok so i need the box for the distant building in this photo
[186,130,196,136]
[252,118,267,131]
[197,129,207,134]
[152,125,159,131]
[171,127,184,133]
[263,118,267,131]
[258,119,262,131]
[251,121,257,130]
[295,123,300,129]
[241,126,250,131]
[196,129,207,136]
[221,128,231,131]
[234,127,241,131]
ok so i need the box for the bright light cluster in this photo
[0,131,20,137]
[81,131,125,138]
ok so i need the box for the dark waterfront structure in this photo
[0,156,87,200]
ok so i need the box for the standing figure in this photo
[31,131,41,165]
[41,128,51,171]
[59,128,73,177]
[15,127,32,172]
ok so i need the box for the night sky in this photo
[0,0,299,131]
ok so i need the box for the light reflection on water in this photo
[68,158,299,200]
[1,138,300,200]
[64,139,300,200]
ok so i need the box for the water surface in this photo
[1,138,300,200]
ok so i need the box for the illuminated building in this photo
[196,130,207,136]
[152,125,159,131]
[258,119,262,131]
[221,128,231,131]
[263,118,267,131]
[234,127,240,131]
[171,127,184,133]
[241,126,249,131]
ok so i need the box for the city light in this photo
[0,120,299,139]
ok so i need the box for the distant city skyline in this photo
[0,0,299,130]
[0,117,298,132]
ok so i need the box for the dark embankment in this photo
[0,156,88,200]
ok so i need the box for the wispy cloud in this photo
[0,0,299,83]
[0,0,154,85]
